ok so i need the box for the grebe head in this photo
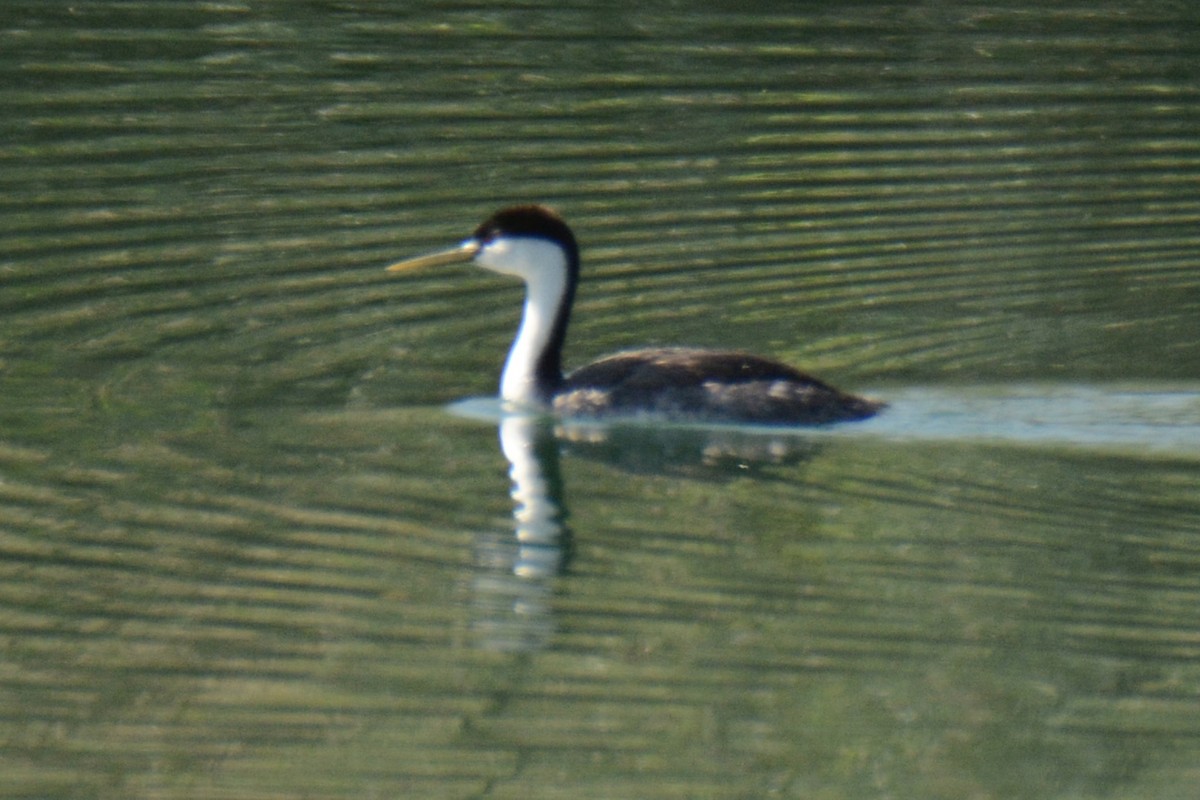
[386,205,579,407]
[386,204,578,283]
[470,205,579,283]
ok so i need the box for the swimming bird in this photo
[386,205,882,425]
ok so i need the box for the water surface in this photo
[3,1,1200,798]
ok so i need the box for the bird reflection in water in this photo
[555,419,823,479]
[469,409,825,652]
[470,413,571,652]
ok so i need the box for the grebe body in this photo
[387,205,882,425]
[556,347,880,424]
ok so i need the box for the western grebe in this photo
[386,205,883,425]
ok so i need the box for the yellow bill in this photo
[385,241,479,273]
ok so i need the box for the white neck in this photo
[475,238,570,407]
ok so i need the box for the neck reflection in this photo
[471,412,571,651]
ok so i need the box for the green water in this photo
[3,2,1200,798]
